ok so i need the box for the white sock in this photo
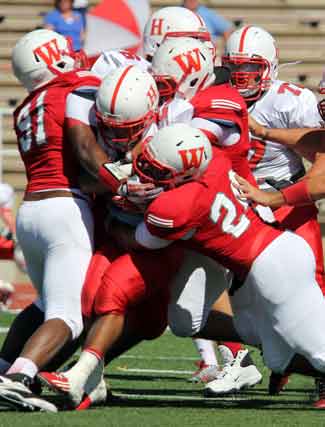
[192,339,218,366]
[7,357,38,378]
[218,345,235,365]
[66,349,103,387]
[0,358,10,374]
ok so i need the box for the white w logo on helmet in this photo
[33,39,61,66]
[173,48,202,75]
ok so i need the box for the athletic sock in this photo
[7,357,38,379]
[193,339,218,366]
[65,347,104,386]
[218,342,243,365]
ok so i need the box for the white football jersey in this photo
[158,98,241,146]
[91,50,150,79]
[248,80,322,190]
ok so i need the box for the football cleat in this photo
[268,371,290,395]
[204,349,262,396]
[76,377,108,410]
[0,373,57,412]
[39,363,107,409]
[187,361,219,384]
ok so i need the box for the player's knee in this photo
[168,304,201,337]
[94,281,128,316]
[46,311,83,340]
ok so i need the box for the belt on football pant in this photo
[23,190,88,202]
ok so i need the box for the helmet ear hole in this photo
[190,78,198,87]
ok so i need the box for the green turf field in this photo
[0,313,324,427]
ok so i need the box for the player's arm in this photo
[234,173,325,208]
[109,220,173,252]
[65,92,130,193]
[249,115,325,163]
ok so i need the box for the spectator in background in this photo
[73,0,88,29]
[43,0,85,51]
[183,0,233,43]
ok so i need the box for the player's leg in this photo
[39,246,181,408]
[237,231,325,406]
[0,198,93,412]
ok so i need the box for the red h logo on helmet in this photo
[151,18,164,36]
[147,84,158,108]
[173,48,202,75]
[178,147,205,171]
[33,39,61,66]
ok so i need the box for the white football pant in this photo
[16,196,94,339]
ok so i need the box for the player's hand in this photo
[118,176,163,204]
[234,174,270,205]
[248,115,268,139]
[111,195,144,213]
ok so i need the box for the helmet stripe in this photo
[238,26,251,53]
[110,65,133,114]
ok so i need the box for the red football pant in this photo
[82,244,183,339]
[274,204,325,294]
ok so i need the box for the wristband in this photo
[98,163,127,193]
[280,180,313,206]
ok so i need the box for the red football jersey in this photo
[145,149,282,279]
[190,83,255,183]
[14,70,101,193]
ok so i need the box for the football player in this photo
[115,123,325,406]
[37,65,184,409]
[222,25,325,394]
[152,35,263,390]
[0,28,114,412]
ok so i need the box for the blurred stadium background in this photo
[1,0,325,308]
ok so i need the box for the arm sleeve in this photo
[135,222,173,249]
[65,92,96,126]
[191,117,240,146]
[144,192,197,240]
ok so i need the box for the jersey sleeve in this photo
[273,83,321,128]
[158,98,194,128]
[289,88,321,128]
[65,91,96,127]
[91,50,150,79]
[144,190,197,240]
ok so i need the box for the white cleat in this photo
[204,349,262,396]
[0,374,57,412]
[76,377,108,410]
[39,361,106,409]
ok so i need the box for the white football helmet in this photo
[12,29,77,92]
[96,65,159,151]
[222,26,278,100]
[134,123,212,188]
[143,7,214,61]
[151,37,215,101]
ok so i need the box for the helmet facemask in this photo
[223,55,271,101]
[96,110,156,153]
[133,138,179,189]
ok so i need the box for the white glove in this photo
[118,175,163,205]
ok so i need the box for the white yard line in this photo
[113,392,250,402]
[0,327,9,333]
[119,355,197,361]
[117,367,194,375]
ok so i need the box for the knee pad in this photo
[168,303,202,337]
